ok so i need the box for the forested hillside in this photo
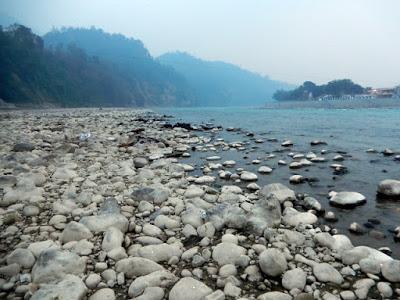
[0,25,193,107]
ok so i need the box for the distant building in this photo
[369,88,396,98]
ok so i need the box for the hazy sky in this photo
[1,0,399,87]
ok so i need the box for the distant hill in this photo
[158,52,293,106]
[0,25,193,107]
[43,27,194,106]
[273,80,365,101]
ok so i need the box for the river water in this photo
[155,107,400,256]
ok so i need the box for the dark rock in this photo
[12,142,35,152]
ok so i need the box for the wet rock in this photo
[240,171,258,181]
[377,179,400,199]
[261,183,296,204]
[259,248,288,277]
[329,191,366,207]
[282,207,317,227]
[258,166,273,174]
[169,277,212,300]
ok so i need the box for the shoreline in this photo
[0,108,399,299]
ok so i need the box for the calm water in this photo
[156,107,400,256]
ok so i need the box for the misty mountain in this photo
[0,25,192,107]
[158,52,293,106]
[43,27,194,106]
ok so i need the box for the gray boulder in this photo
[169,277,212,300]
[381,259,400,282]
[32,249,86,283]
[61,221,93,243]
[6,248,35,269]
[260,183,296,203]
[330,192,366,207]
[378,179,400,198]
[212,242,246,266]
[31,274,86,300]
[128,270,177,297]
[259,248,287,277]
[282,268,306,290]
[247,194,281,235]
[115,257,164,278]
[313,263,343,285]
[138,243,182,262]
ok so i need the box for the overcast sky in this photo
[1,0,399,87]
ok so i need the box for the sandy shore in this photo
[0,108,399,300]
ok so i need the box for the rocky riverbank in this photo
[0,108,399,300]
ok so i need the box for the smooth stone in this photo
[282,207,317,227]
[240,171,258,181]
[212,242,246,266]
[61,221,93,243]
[115,257,164,278]
[377,179,400,198]
[259,248,288,277]
[313,263,343,285]
[6,248,35,268]
[136,287,165,300]
[381,259,400,282]
[258,291,292,300]
[31,274,86,300]
[260,183,296,203]
[32,249,86,283]
[128,270,177,297]
[282,268,306,290]
[169,277,212,300]
[329,192,366,207]
[89,288,115,300]
[138,243,182,262]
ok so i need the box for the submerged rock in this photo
[330,191,366,207]
[377,179,400,199]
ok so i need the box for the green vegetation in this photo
[0,25,292,107]
[273,79,365,101]
[0,25,192,107]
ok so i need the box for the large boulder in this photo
[257,291,292,300]
[31,274,86,300]
[381,259,400,282]
[169,277,212,300]
[259,248,287,277]
[377,179,400,199]
[260,183,296,203]
[329,192,366,207]
[247,194,281,235]
[32,249,86,283]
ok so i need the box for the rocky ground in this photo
[0,108,400,300]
